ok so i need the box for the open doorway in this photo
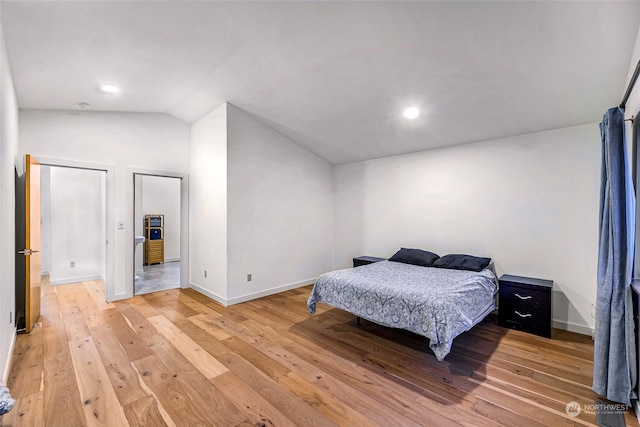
[40,165,107,288]
[134,174,181,295]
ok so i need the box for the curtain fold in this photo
[593,106,636,406]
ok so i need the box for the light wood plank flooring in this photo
[1,280,637,426]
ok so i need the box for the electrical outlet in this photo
[204,270,207,278]
[117,221,125,230]
[70,261,75,268]
[247,273,252,282]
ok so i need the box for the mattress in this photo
[307,260,497,361]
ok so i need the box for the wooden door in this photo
[16,154,41,332]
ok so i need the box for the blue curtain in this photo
[593,106,636,406]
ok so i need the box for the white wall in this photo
[624,20,640,129]
[141,175,181,262]
[226,105,334,303]
[0,5,19,384]
[134,174,144,274]
[40,166,51,275]
[47,167,105,285]
[19,110,190,300]
[334,123,600,334]
[189,103,228,302]
[628,17,640,282]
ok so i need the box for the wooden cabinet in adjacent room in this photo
[144,214,164,265]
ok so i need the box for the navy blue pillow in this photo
[388,248,439,267]
[432,254,491,272]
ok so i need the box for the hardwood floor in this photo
[1,280,637,426]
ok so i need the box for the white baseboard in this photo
[109,291,133,302]
[188,283,228,306]
[189,278,315,307]
[164,257,180,263]
[50,274,104,286]
[1,328,16,386]
[227,279,315,306]
[552,319,594,337]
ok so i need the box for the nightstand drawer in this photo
[501,312,550,338]
[499,284,549,310]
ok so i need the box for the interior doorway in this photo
[133,174,182,295]
[40,165,107,287]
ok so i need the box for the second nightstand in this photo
[353,256,386,268]
[498,274,553,338]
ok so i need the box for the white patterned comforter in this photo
[307,260,498,361]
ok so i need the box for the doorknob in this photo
[17,249,39,256]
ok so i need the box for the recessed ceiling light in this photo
[77,102,90,109]
[99,84,120,94]
[403,107,419,119]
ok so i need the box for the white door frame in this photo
[127,167,189,296]
[31,156,115,299]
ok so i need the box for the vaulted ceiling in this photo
[2,1,639,164]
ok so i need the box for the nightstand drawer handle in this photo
[514,293,532,300]
[515,310,532,318]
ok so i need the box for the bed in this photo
[306,256,498,361]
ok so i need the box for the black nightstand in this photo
[353,256,386,268]
[498,274,553,338]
